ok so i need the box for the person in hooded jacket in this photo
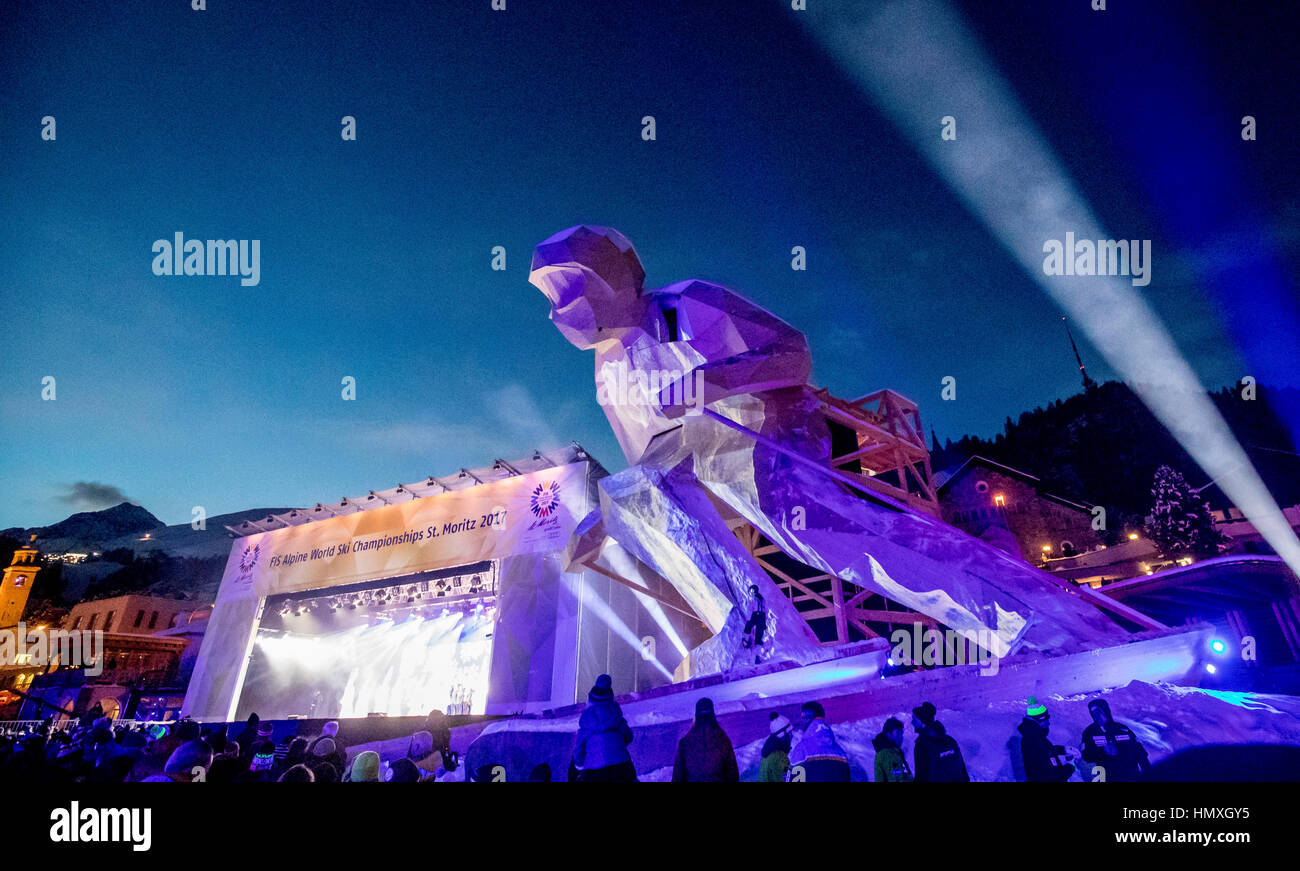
[1080,698,1149,782]
[873,717,913,783]
[911,702,969,782]
[1018,696,1076,782]
[672,698,739,782]
[788,701,851,782]
[759,713,794,782]
[573,674,637,782]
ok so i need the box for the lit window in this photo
[993,494,1005,507]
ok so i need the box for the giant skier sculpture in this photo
[530,225,1135,676]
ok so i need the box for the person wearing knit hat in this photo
[672,697,739,782]
[759,712,794,782]
[349,750,381,782]
[587,673,615,702]
[1080,698,1149,782]
[1018,696,1075,782]
[872,717,913,783]
[911,701,969,782]
[233,739,277,782]
[309,733,345,768]
[573,674,636,782]
[388,758,421,783]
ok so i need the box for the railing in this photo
[0,718,174,737]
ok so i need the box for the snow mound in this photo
[641,680,1300,782]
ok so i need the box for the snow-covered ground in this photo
[637,680,1300,781]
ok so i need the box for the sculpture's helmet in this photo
[529,225,646,309]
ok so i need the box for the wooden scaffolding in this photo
[728,386,942,645]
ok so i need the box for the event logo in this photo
[529,481,561,518]
[235,542,262,586]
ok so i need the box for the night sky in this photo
[1,0,1296,528]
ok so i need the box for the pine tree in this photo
[1146,465,1225,558]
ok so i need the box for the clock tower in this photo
[1,535,42,629]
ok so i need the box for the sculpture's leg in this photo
[594,454,827,675]
[686,403,1125,658]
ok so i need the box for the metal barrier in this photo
[0,718,173,737]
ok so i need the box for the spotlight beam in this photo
[796,0,1300,580]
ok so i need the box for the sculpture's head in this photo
[529,225,647,349]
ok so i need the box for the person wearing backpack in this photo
[911,702,969,782]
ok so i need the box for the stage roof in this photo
[224,442,602,537]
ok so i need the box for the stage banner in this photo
[184,462,593,721]
[217,462,591,602]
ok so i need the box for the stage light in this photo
[1209,639,1227,655]
[1205,663,1217,674]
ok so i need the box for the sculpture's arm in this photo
[657,345,811,418]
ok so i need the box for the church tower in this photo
[1,535,42,629]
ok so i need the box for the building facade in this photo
[16,594,204,723]
[937,456,1105,563]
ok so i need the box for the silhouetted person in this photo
[742,584,766,657]
[912,702,969,782]
[672,698,739,782]
[1080,698,1149,782]
[1018,697,1075,782]
[573,674,636,782]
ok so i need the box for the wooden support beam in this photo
[583,562,700,621]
